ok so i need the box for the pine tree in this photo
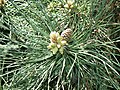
[0,0,120,90]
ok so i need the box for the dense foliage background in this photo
[0,0,120,90]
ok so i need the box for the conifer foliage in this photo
[0,0,120,90]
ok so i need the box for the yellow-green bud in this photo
[64,0,74,9]
[51,47,58,54]
[59,47,64,54]
[50,31,59,43]
[47,42,56,49]
[48,31,68,54]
